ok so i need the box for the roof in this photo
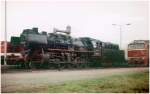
[133,40,149,44]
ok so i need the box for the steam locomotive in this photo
[5,26,125,69]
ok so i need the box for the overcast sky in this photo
[1,0,149,50]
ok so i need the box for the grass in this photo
[48,71,149,93]
[3,71,149,93]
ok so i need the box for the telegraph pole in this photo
[112,23,131,49]
[4,0,7,65]
[119,25,122,49]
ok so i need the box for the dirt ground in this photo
[1,67,149,93]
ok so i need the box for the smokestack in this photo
[32,27,38,34]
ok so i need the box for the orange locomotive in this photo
[128,40,149,66]
[0,40,24,65]
[1,41,11,65]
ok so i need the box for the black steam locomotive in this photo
[6,26,125,69]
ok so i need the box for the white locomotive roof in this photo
[133,40,149,44]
